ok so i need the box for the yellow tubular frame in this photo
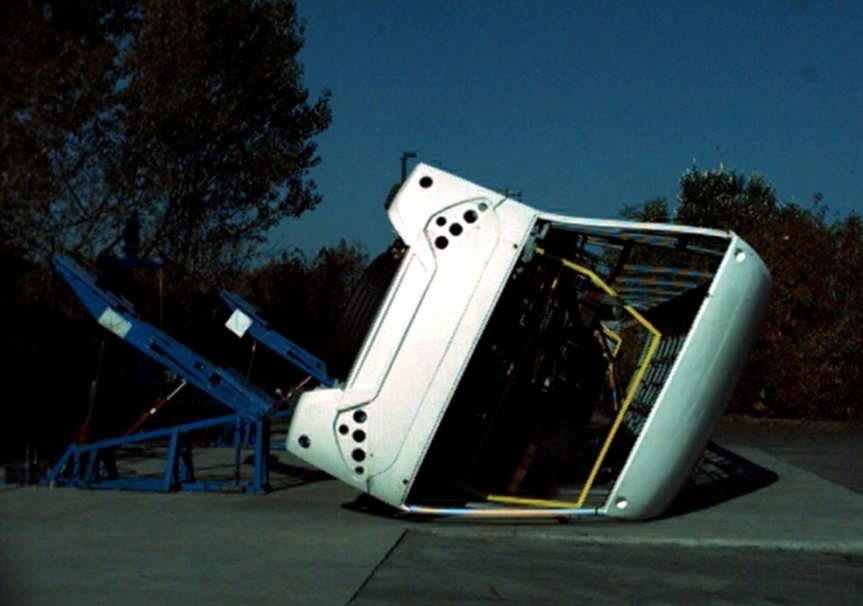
[486,247,662,509]
[600,323,623,358]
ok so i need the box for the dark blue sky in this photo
[272,0,862,257]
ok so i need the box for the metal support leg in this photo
[253,419,271,494]
[164,428,180,491]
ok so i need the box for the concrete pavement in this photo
[2,418,862,605]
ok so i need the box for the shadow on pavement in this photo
[662,441,778,518]
[250,454,333,491]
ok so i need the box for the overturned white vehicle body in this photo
[287,164,771,520]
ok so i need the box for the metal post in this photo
[164,428,180,492]
[400,151,417,183]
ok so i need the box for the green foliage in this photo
[115,0,331,282]
[1,0,331,291]
[623,168,863,421]
[677,168,780,235]
[0,1,129,260]
[620,197,670,223]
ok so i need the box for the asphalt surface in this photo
[2,417,862,605]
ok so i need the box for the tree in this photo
[113,1,331,283]
[620,197,670,223]
[622,168,863,421]
[1,0,331,291]
[1,1,126,269]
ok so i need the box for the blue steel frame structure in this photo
[43,255,323,494]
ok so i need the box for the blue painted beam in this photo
[220,290,334,386]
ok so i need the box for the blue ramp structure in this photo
[45,255,280,493]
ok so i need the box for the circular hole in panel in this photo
[449,223,463,236]
[352,448,366,462]
[478,202,489,211]
[735,249,747,262]
[419,176,433,188]
[353,429,366,443]
[355,466,364,475]
[338,424,349,435]
[464,209,478,224]
[353,409,367,423]
[435,216,447,226]
[435,236,449,249]
[298,435,311,449]
[615,497,628,510]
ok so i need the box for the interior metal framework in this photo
[408,221,725,513]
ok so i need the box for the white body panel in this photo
[288,166,536,495]
[603,235,770,518]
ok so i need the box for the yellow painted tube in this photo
[534,247,662,508]
[600,323,623,358]
[487,493,582,509]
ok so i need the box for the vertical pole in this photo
[83,445,99,487]
[400,151,417,183]
[164,428,179,491]
[234,418,242,486]
[253,419,271,494]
